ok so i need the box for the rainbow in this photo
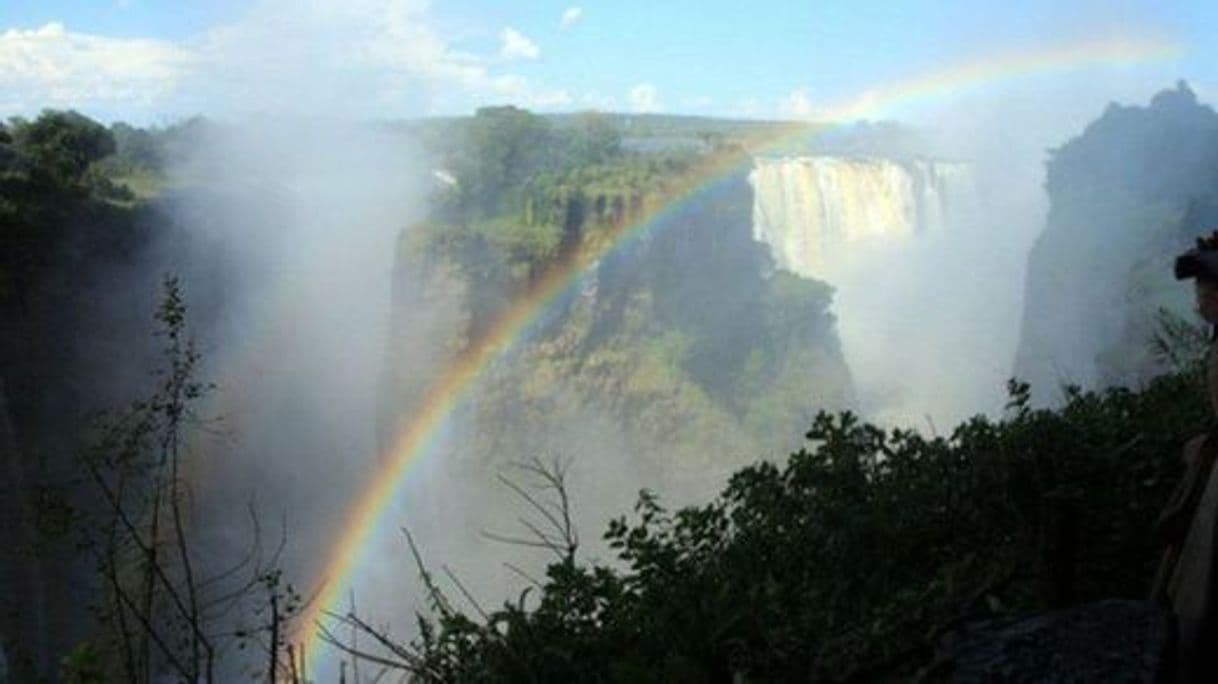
[792,34,1181,122]
[296,34,1179,676]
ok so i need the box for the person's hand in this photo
[1184,433,1209,466]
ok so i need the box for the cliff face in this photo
[381,169,856,493]
[373,166,858,612]
[0,190,245,677]
[1013,83,1218,398]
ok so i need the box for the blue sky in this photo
[1,0,1215,125]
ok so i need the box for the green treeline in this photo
[351,369,1206,682]
[2,111,131,310]
[416,106,701,291]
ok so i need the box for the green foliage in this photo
[93,122,173,201]
[416,109,707,348]
[626,330,693,396]
[8,110,115,185]
[0,109,145,309]
[472,215,564,277]
[104,122,163,175]
[72,278,303,683]
[403,115,850,478]
[433,106,631,222]
[367,368,1206,682]
[445,106,554,216]
[762,272,835,347]
[560,112,623,167]
[60,641,106,684]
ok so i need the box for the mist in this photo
[5,1,1208,678]
[810,70,1194,429]
[154,117,430,654]
[164,78,1189,679]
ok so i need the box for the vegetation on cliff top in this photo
[388,105,853,472]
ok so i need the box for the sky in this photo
[0,0,1216,125]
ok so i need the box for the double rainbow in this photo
[297,34,1180,677]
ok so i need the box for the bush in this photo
[332,365,1207,682]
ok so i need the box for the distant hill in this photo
[412,109,945,159]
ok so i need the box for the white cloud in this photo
[499,27,540,61]
[192,1,563,115]
[629,82,661,113]
[0,22,193,116]
[560,7,583,30]
[193,0,464,113]
[0,3,575,121]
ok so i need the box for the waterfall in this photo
[746,154,1021,430]
[749,156,973,282]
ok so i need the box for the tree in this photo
[75,277,305,683]
[10,110,116,185]
[329,364,1207,682]
[450,106,555,216]
[0,122,16,173]
[107,122,162,174]
[562,112,623,167]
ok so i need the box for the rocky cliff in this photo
[381,165,856,496]
[1014,82,1218,399]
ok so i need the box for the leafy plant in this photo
[335,367,1207,682]
[75,277,305,683]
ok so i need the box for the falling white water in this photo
[749,155,1029,430]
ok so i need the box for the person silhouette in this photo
[1154,231,1218,682]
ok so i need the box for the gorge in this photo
[1,86,1209,680]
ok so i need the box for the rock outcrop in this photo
[1014,82,1218,399]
